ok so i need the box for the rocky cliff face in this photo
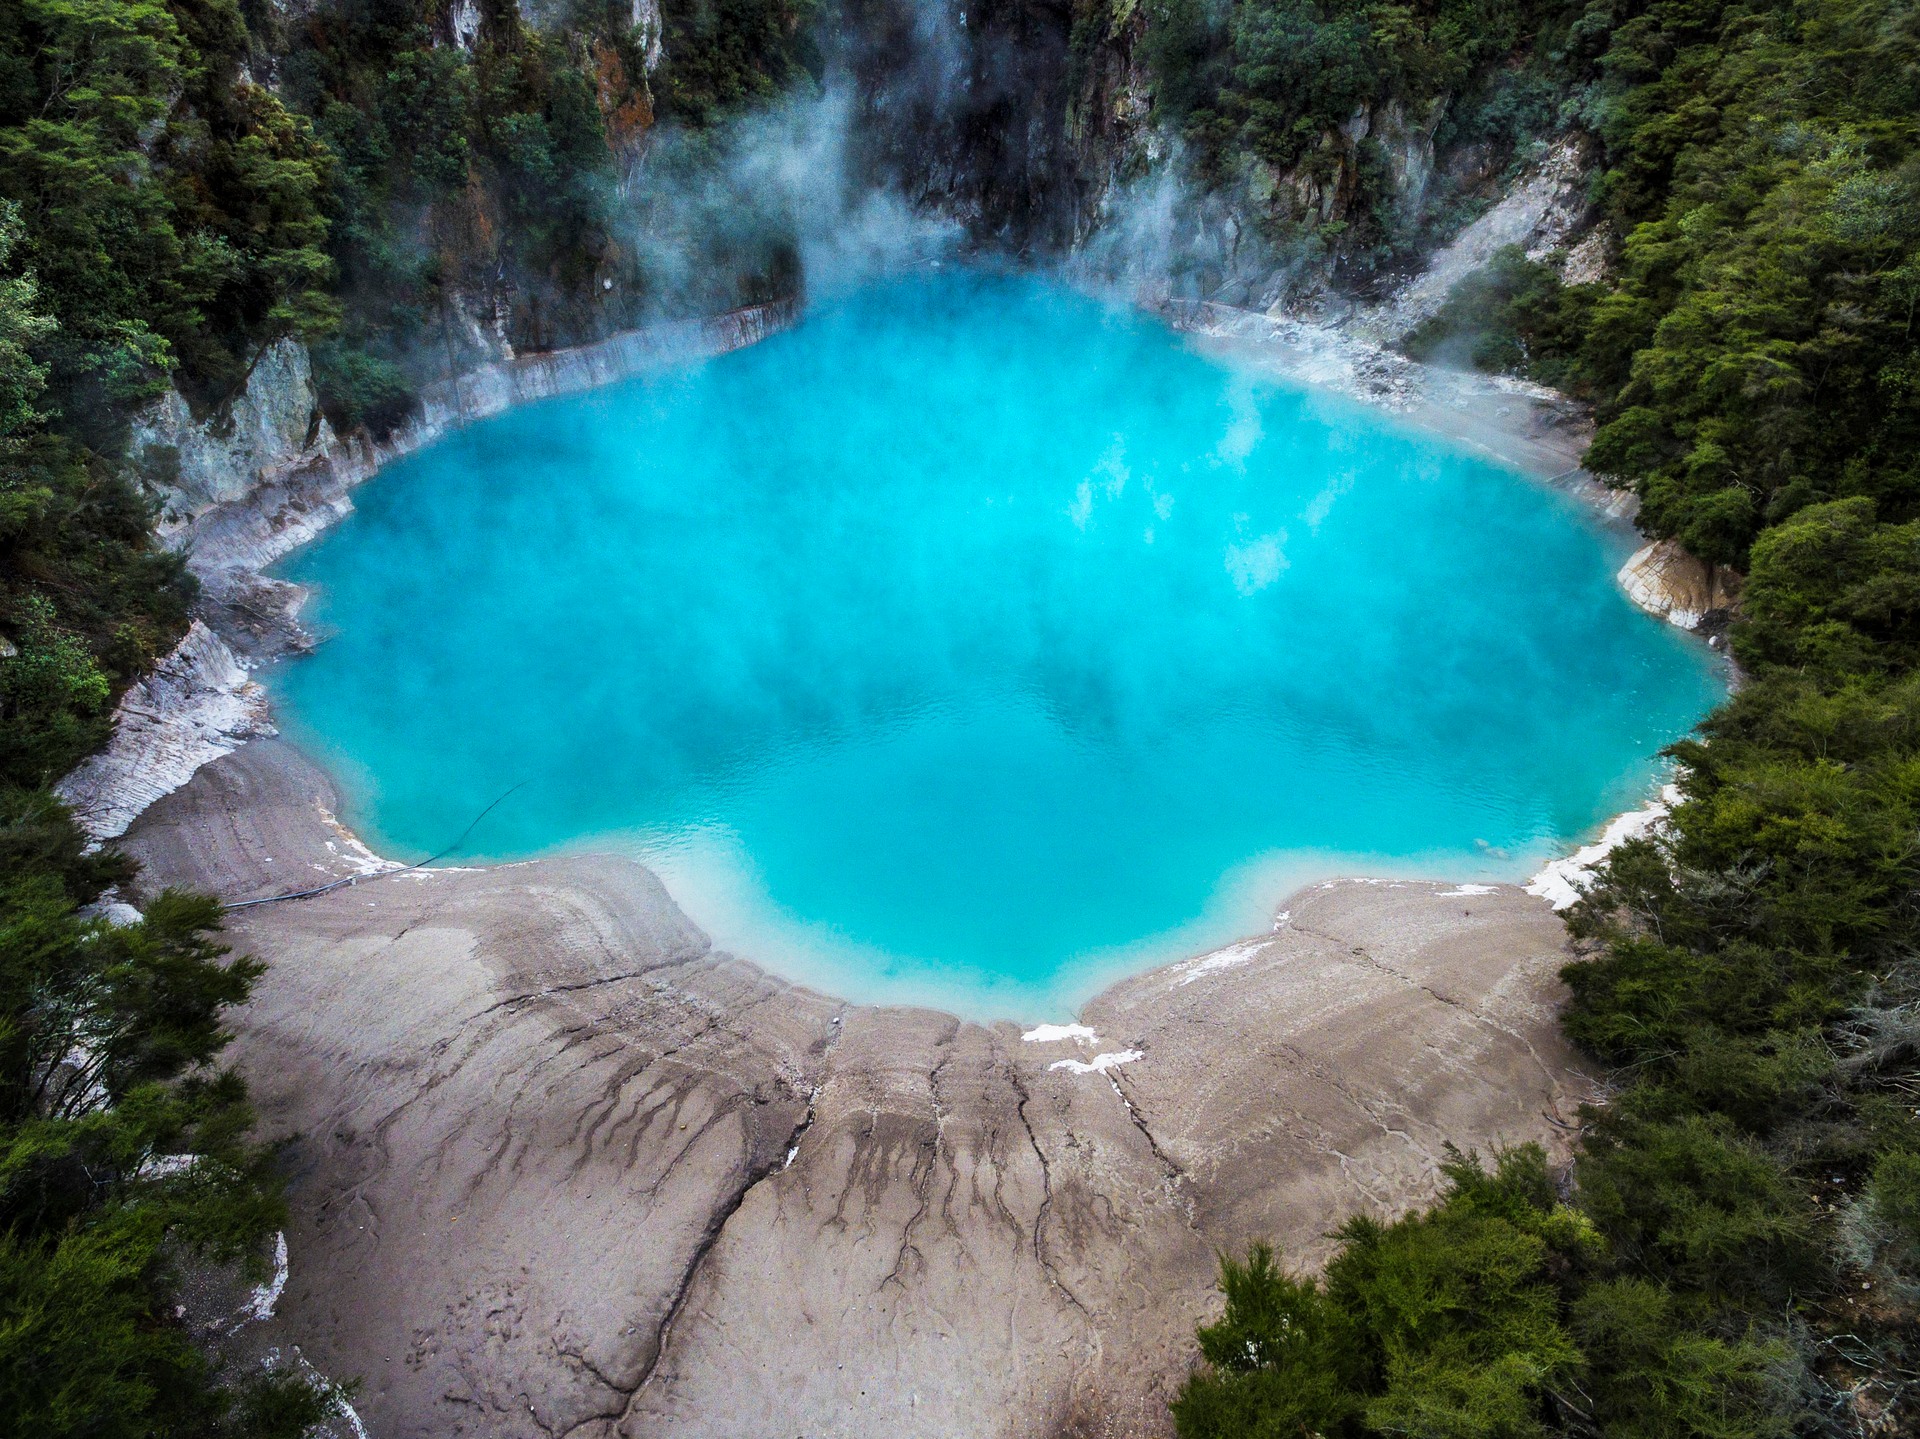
[132,341,335,523]
[833,0,1170,262]
[830,0,1581,306]
[245,0,1580,359]
[835,0,1085,250]
[1063,3,1159,239]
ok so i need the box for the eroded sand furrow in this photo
[616,1092,822,1419]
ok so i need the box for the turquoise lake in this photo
[274,269,1724,1017]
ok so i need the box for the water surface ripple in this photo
[275,270,1723,1016]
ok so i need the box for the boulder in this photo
[1617,538,1741,630]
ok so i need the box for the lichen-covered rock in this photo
[1617,539,1742,630]
[54,622,275,843]
[1374,97,1446,213]
[131,340,336,521]
[633,0,663,68]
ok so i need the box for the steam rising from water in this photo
[624,87,964,310]
[1067,150,1297,306]
[625,86,1300,327]
[618,0,1284,312]
[276,270,1721,1018]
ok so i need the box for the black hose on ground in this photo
[219,781,528,912]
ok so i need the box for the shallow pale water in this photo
[276,269,1722,1017]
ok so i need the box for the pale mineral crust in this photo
[121,739,1593,1439]
[1616,539,1743,631]
[54,621,275,843]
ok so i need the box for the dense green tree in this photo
[0,204,51,443]
[654,0,820,127]
[1176,1149,1595,1438]
[0,196,190,788]
[0,794,334,1438]
[0,0,354,1428]
[0,0,333,423]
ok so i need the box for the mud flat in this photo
[121,738,1593,1438]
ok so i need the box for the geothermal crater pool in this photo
[276,269,1722,1015]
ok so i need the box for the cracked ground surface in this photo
[124,739,1594,1439]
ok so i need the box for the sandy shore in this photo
[123,738,1593,1439]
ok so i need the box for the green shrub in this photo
[312,342,419,438]
[0,795,314,1437]
[1174,1149,1591,1439]
[1402,245,1599,390]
